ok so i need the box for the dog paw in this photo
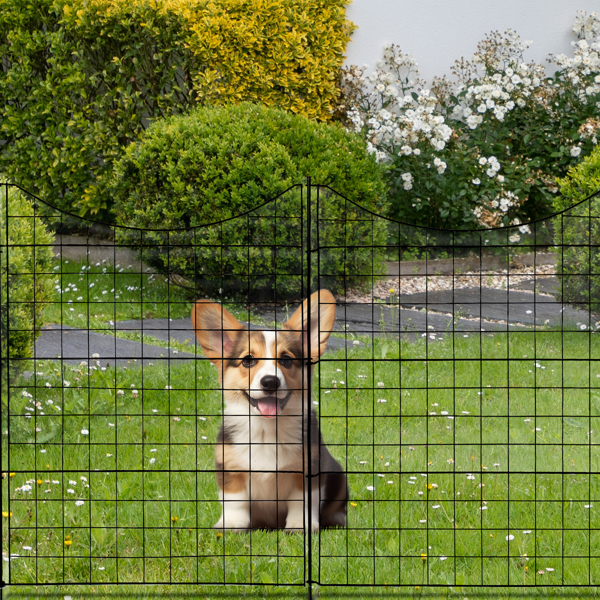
[284,527,303,535]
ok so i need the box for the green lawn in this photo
[39,258,261,333]
[2,258,600,596]
[3,326,600,595]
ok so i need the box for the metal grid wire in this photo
[1,180,600,591]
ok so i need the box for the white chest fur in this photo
[223,410,303,473]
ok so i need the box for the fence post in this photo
[306,176,313,598]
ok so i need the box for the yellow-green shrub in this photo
[0,0,354,219]
[70,0,355,120]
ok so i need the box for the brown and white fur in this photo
[192,289,347,532]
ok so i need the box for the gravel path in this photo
[344,264,557,302]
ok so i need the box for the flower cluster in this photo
[550,37,600,100]
[453,62,543,128]
[339,10,600,237]
[573,10,600,41]
[578,117,600,145]
[347,47,453,162]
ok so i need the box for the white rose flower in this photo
[401,172,413,182]
[478,157,487,165]
[472,178,481,185]
[570,146,582,157]
[413,148,421,156]
[403,181,413,191]
[466,115,483,129]
[486,168,496,178]
[477,104,487,113]
[509,234,520,243]
[497,175,505,183]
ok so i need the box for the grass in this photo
[40,258,260,335]
[3,257,600,597]
[3,326,600,595]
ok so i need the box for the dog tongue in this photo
[257,398,281,417]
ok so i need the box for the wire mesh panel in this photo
[1,183,309,586]
[313,184,600,588]
[2,180,600,592]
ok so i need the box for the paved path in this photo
[34,323,196,368]
[34,280,593,367]
[34,318,363,367]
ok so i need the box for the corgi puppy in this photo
[192,289,347,532]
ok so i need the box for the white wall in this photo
[345,0,600,83]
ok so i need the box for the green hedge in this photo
[553,145,600,310]
[111,103,387,300]
[0,0,194,221]
[1,185,55,385]
[0,0,353,221]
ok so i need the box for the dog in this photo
[191,289,347,532]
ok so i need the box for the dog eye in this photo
[279,355,293,368]
[241,355,256,368]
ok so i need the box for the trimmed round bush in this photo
[111,103,387,300]
[553,145,600,309]
[1,185,55,385]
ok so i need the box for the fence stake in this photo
[306,176,313,599]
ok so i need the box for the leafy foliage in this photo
[553,144,600,310]
[110,103,387,300]
[0,185,55,385]
[0,0,353,220]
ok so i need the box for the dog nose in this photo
[260,375,280,391]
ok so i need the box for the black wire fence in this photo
[1,180,600,591]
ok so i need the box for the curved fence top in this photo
[2,180,600,234]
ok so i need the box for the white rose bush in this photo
[339,10,600,245]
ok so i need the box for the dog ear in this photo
[191,300,246,363]
[283,289,336,359]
